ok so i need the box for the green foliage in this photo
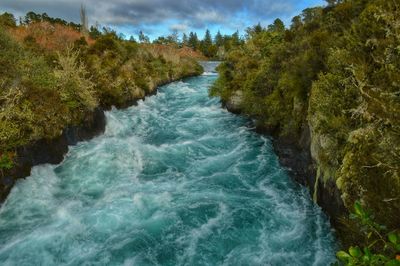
[0,153,14,170]
[337,202,400,266]
[0,18,202,158]
[89,25,102,39]
[0,28,66,150]
[211,0,400,249]
[183,30,243,59]
[310,0,400,230]
[0,12,16,28]
[55,47,97,121]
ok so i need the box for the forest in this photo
[211,0,400,263]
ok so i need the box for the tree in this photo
[167,29,179,44]
[89,24,102,39]
[231,30,242,46]
[290,16,302,30]
[245,23,264,39]
[201,29,219,58]
[118,33,126,40]
[129,35,136,43]
[153,36,169,45]
[0,13,16,28]
[203,29,212,46]
[138,31,150,43]
[41,12,50,22]
[268,18,285,32]
[182,33,188,46]
[200,29,215,57]
[80,4,89,36]
[214,30,223,47]
[188,32,199,50]
[24,11,41,24]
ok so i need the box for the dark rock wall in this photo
[224,102,346,226]
[0,107,106,201]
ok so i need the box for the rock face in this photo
[224,90,243,114]
[0,108,106,201]
[271,125,347,226]
[225,94,346,226]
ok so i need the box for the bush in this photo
[337,201,400,266]
[55,47,97,121]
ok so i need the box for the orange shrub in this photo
[9,22,94,51]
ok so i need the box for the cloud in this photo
[0,0,324,36]
[169,23,189,32]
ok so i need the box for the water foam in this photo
[0,69,336,265]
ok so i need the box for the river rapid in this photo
[0,62,336,265]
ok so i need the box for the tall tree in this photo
[203,29,212,46]
[80,4,89,36]
[231,30,242,46]
[267,18,285,32]
[167,29,179,44]
[24,11,41,24]
[188,32,199,50]
[214,30,223,47]
[200,29,217,58]
[138,31,150,43]
[0,12,16,27]
[182,33,188,46]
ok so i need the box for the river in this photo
[0,62,336,265]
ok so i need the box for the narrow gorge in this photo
[0,63,337,265]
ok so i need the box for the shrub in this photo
[55,47,97,122]
[337,201,400,266]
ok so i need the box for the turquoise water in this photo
[0,70,337,265]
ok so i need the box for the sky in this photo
[0,0,326,40]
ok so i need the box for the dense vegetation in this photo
[211,0,399,255]
[0,12,203,171]
[337,201,400,265]
[152,28,244,59]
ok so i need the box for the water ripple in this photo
[0,72,337,265]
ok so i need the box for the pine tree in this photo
[182,33,188,46]
[267,19,285,32]
[188,32,199,50]
[214,31,223,47]
[138,31,150,43]
[203,29,212,46]
[231,30,241,46]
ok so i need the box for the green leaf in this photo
[372,254,389,263]
[354,201,364,217]
[0,154,14,170]
[385,260,400,266]
[337,251,351,262]
[389,233,398,245]
[349,246,363,258]
[395,244,400,252]
[363,247,371,260]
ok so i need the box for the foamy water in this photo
[0,66,336,265]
